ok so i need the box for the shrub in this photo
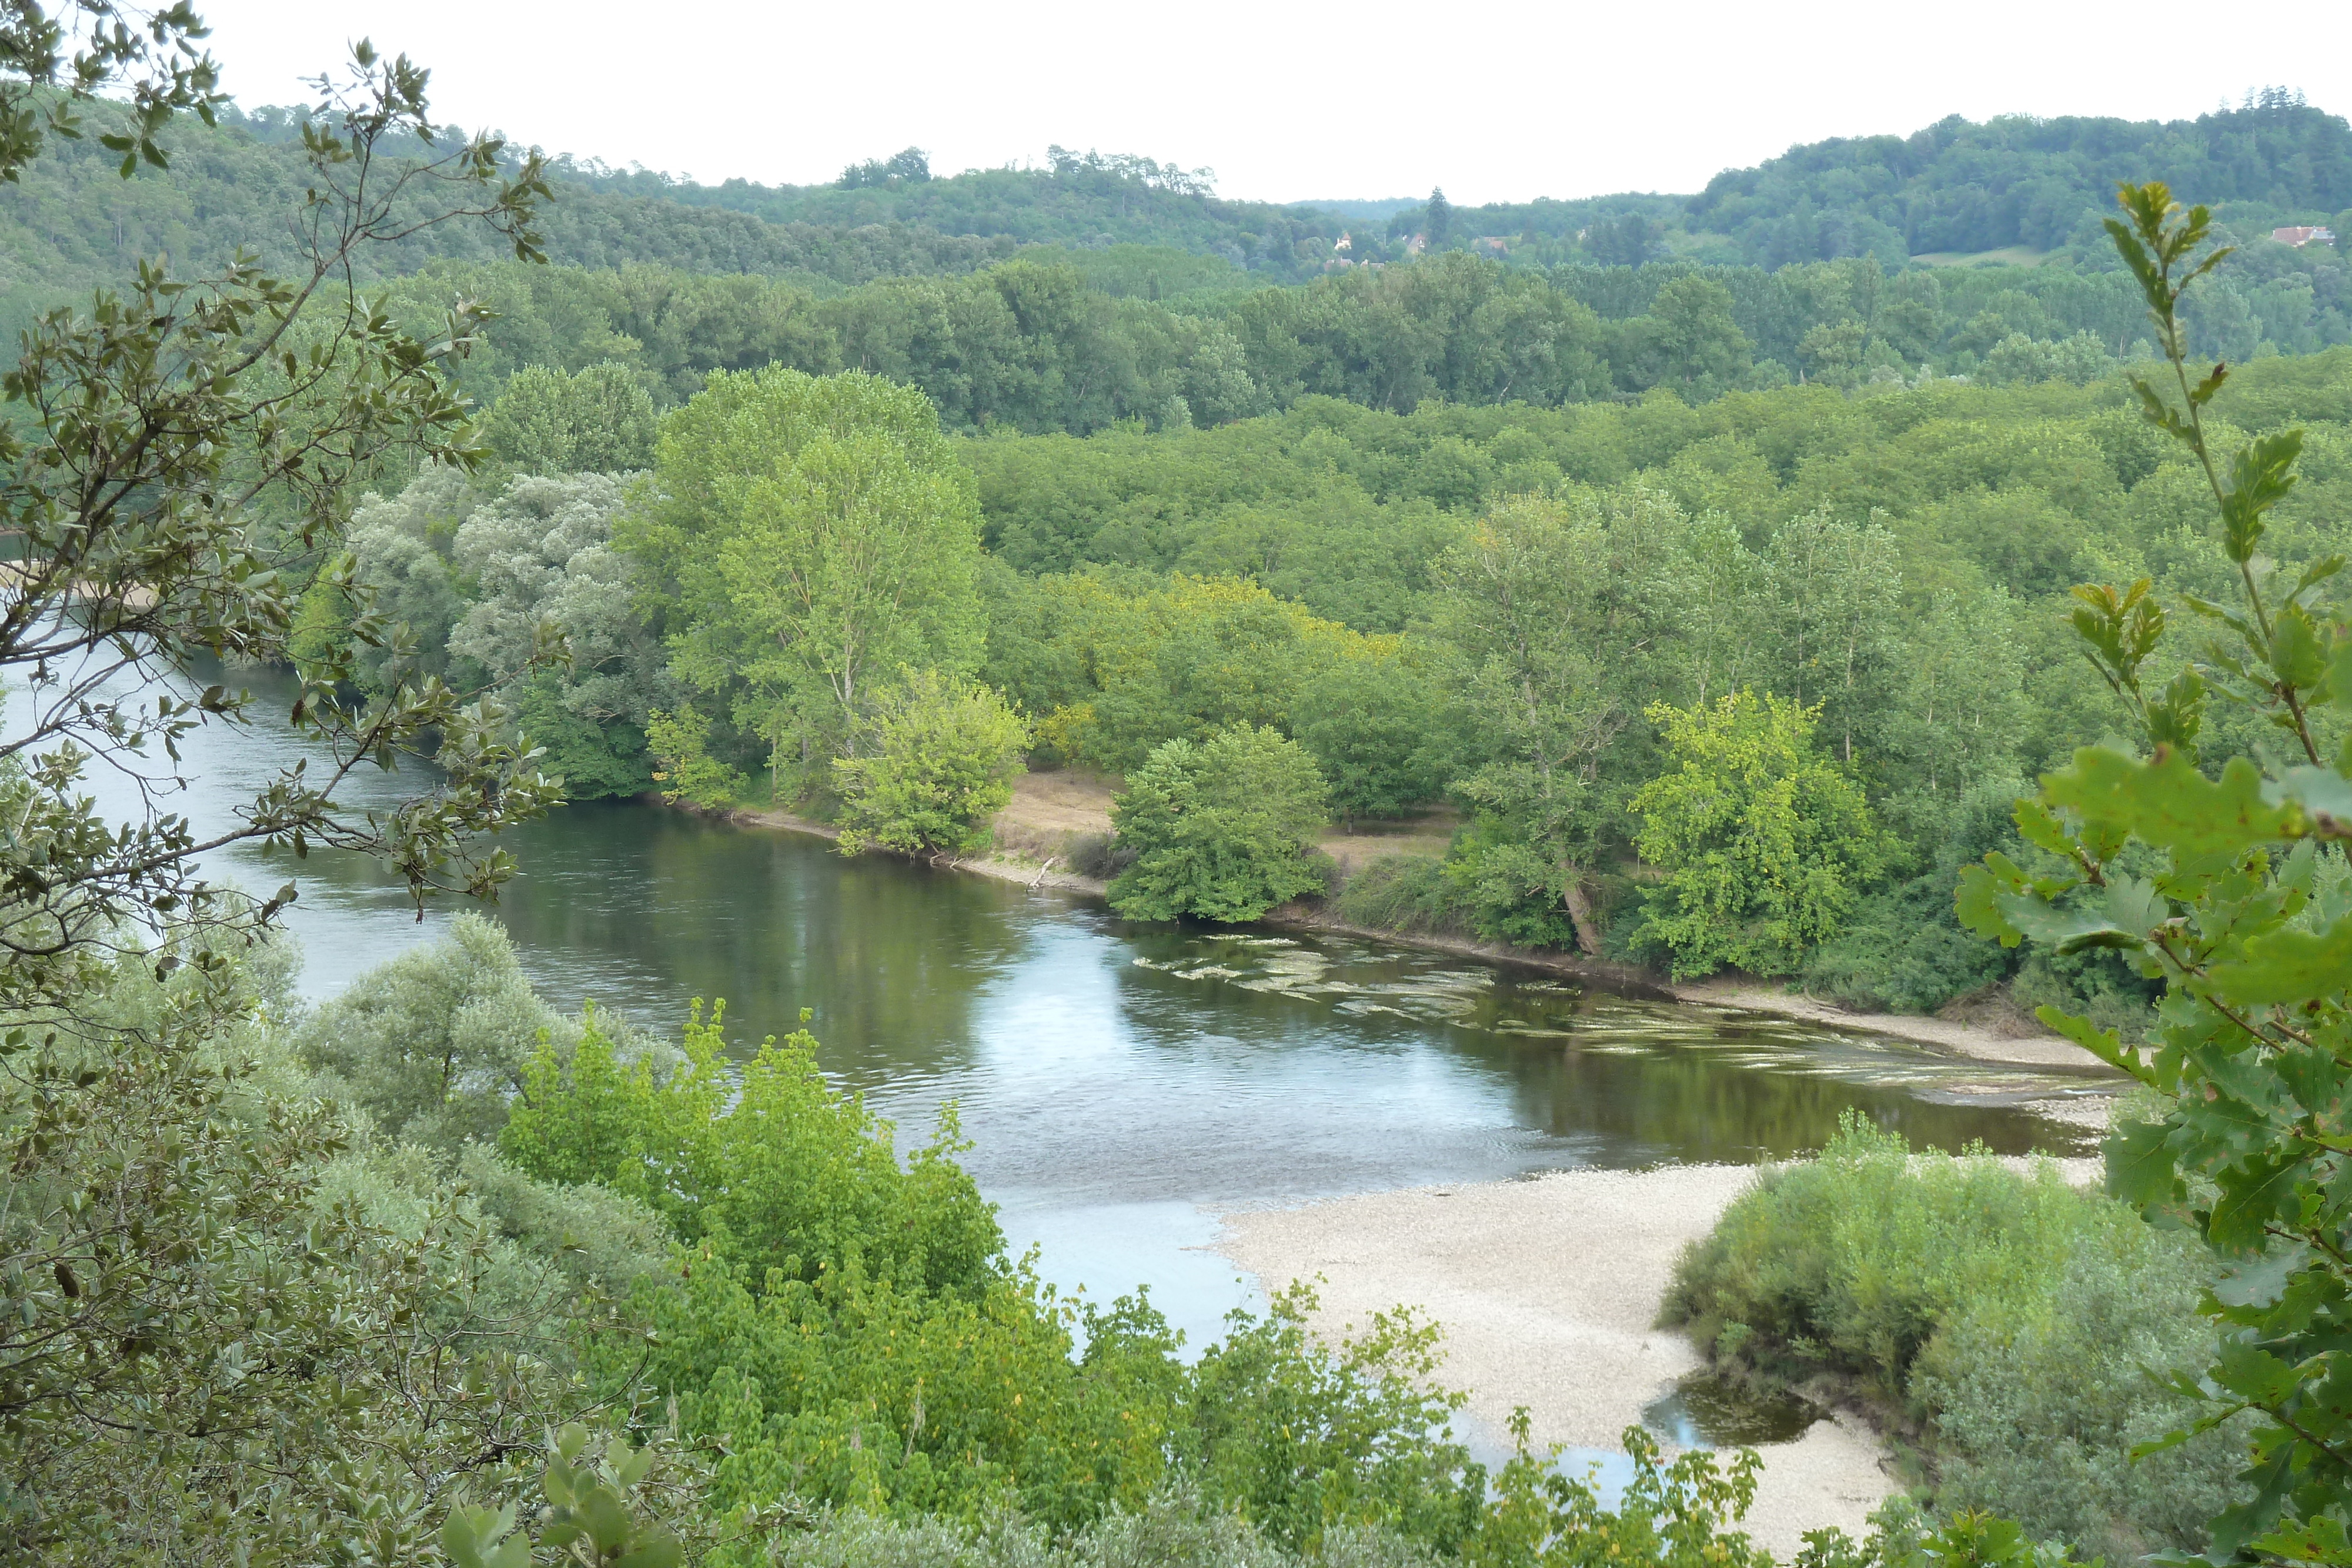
[835,669,1032,855]
[1107,726,1331,922]
[1292,654,1452,827]
[1802,782,2026,1013]
[299,912,569,1151]
[646,702,750,807]
[1335,855,1470,939]
[1662,1118,2242,1560]
[1437,815,1583,950]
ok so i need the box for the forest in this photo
[318,337,2351,1043]
[8,8,2352,1568]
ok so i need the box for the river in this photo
[57,664,2107,1350]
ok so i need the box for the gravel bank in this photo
[1210,1167,1901,1557]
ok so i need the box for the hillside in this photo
[0,102,1023,303]
[567,146,1350,280]
[12,93,2352,313]
[1428,93,2352,269]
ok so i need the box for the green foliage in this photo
[1630,691,1883,978]
[493,977,1502,1540]
[1294,651,1454,825]
[502,999,1003,1295]
[834,671,1031,855]
[0,936,669,1564]
[440,1423,687,1568]
[480,360,659,474]
[1334,854,1474,940]
[300,912,567,1149]
[1438,817,1588,950]
[986,572,1378,774]
[646,703,750,808]
[1108,727,1332,922]
[1663,1118,2243,1560]
[342,463,483,691]
[1802,782,2027,1013]
[1951,181,2352,1564]
[621,367,986,784]
[1431,490,1692,953]
[1461,1418,1769,1568]
[449,472,680,798]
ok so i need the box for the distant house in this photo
[1475,236,1510,255]
[1404,233,1428,256]
[1334,231,1353,253]
[2272,225,2338,248]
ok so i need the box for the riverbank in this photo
[720,780,2112,1076]
[1265,905,2107,1074]
[723,788,1114,896]
[1209,1157,2098,1560]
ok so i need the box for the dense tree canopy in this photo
[620,367,987,786]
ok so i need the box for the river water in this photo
[56,665,2108,1350]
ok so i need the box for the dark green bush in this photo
[1108,726,1331,922]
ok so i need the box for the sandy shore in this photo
[1210,1159,2088,1560]
[726,798,1112,895]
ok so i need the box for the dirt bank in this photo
[725,796,1112,896]
[717,785,2113,1076]
[1210,1158,2093,1560]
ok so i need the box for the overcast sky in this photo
[195,0,2352,207]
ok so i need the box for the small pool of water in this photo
[1643,1371,1824,1447]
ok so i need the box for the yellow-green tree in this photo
[1631,691,1882,977]
[834,670,1031,855]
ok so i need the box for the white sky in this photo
[195,0,2352,208]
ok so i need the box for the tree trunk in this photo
[1559,871,1604,957]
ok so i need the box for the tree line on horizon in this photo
[9,88,2352,307]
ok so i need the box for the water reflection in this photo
[35,661,2112,1344]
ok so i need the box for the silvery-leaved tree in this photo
[1960,183,2352,1565]
[0,2,563,1016]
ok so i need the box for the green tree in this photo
[834,669,1031,855]
[621,367,985,794]
[341,463,480,690]
[1292,651,1451,827]
[449,472,679,798]
[479,360,658,473]
[1107,726,1331,922]
[644,703,749,807]
[1432,492,1683,952]
[1631,690,1883,978]
[1423,187,1452,248]
[1759,508,1905,769]
[1621,275,1753,396]
[1957,183,2352,1565]
[300,914,566,1151]
[0,23,608,1550]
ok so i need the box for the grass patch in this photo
[1661,1116,2244,1562]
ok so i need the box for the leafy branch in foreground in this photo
[0,20,561,1012]
[1959,180,2352,1565]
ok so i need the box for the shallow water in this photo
[50,663,2110,1345]
[1644,1372,1824,1447]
